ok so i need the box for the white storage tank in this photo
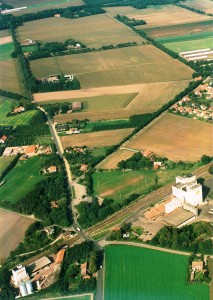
[19,282,27,297]
[26,281,33,295]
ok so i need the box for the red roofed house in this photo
[192,261,203,271]
[14,106,25,114]
[80,164,88,172]
[48,166,57,173]
[0,135,7,143]
[81,262,90,278]
[25,145,37,156]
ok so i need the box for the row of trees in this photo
[118,152,153,170]
[116,14,146,26]
[151,222,213,254]
[0,88,24,101]
[176,3,213,16]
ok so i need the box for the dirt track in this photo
[0,36,12,45]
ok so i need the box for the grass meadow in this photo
[93,165,202,202]
[163,37,213,53]
[0,60,21,94]
[0,43,14,61]
[0,99,38,126]
[0,156,16,178]
[0,157,45,204]
[104,245,209,300]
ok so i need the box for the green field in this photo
[0,157,45,204]
[0,99,38,126]
[164,37,213,53]
[85,119,132,132]
[93,166,201,202]
[0,156,15,178]
[104,245,209,300]
[0,43,14,61]
[21,44,39,52]
[157,31,213,45]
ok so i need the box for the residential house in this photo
[72,101,82,111]
[80,164,88,172]
[0,135,7,143]
[25,145,37,156]
[47,166,57,173]
[81,262,90,278]
[14,106,25,114]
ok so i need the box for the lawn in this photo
[17,14,143,47]
[91,147,111,157]
[93,165,203,202]
[127,113,213,162]
[0,43,14,61]
[104,245,209,300]
[0,156,16,178]
[0,99,38,126]
[0,157,45,204]
[31,45,193,88]
[0,60,21,94]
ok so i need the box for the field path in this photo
[100,240,191,256]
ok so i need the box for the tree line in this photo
[176,3,213,17]
[151,222,213,254]
[116,14,146,27]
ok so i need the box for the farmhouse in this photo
[192,261,203,271]
[81,262,90,278]
[25,145,38,156]
[21,39,36,46]
[57,124,69,132]
[0,135,7,143]
[72,101,82,111]
[27,256,52,275]
[13,106,25,114]
[80,164,88,172]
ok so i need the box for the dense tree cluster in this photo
[59,242,98,292]
[76,194,139,228]
[84,0,180,8]
[0,89,24,101]
[151,222,213,254]
[0,267,14,300]
[118,152,152,170]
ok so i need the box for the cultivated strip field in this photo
[164,37,213,53]
[0,60,21,93]
[0,36,13,45]
[183,0,213,15]
[31,45,193,88]
[106,5,211,27]
[53,80,190,122]
[100,149,136,169]
[0,29,10,38]
[6,0,84,15]
[60,128,133,148]
[143,20,213,39]
[104,245,209,300]
[17,14,143,47]
[0,209,34,259]
[127,113,213,161]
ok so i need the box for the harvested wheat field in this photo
[31,45,193,88]
[17,14,143,47]
[0,209,34,259]
[106,5,211,28]
[127,113,213,162]
[183,0,213,15]
[100,149,136,169]
[53,80,190,122]
[0,60,21,93]
[61,129,133,148]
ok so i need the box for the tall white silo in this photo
[19,282,28,297]
[26,281,33,295]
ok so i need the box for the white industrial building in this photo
[12,265,29,287]
[165,174,203,214]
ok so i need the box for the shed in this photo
[27,256,51,274]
